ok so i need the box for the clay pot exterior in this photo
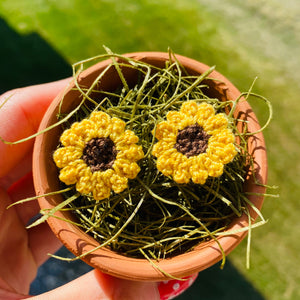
[33,52,267,281]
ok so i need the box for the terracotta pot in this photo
[33,52,267,281]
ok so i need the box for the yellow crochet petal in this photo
[166,111,194,130]
[204,113,228,133]
[113,159,141,179]
[77,163,93,178]
[191,170,208,185]
[116,144,144,161]
[53,146,83,168]
[203,156,224,178]
[115,130,139,147]
[60,130,85,147]
[110,173,128,194]
[166,111,183,124]
[207,143,237,164]
[152,140,175,157]
[208,128,235,144]
[87,170,114,201]
[109,117,126,142]
[59,160,86,185]
[76,175,94,195]
[195,103,215,127]
[206,145,222,163]
[190,169,208,184]
[89,111,111,128]
[156,149,186,177]
[93,184,111,201]
[221,144,237,164]
[154,121,177,140]
[180,101,199,118]
[188,156,208,184]
[172,162,191,184]
[70,119,98,142]
[101,169,115,185]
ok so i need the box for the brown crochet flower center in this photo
[174,124,211,158]
[82,137,117,172]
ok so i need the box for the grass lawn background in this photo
[0,0,299,299]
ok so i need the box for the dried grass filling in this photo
[6,48,275,271]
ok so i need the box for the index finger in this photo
[0,79,70,181]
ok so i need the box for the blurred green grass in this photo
[0,0,299,299]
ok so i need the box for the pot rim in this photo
[33,52,267,281]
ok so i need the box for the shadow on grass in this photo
[0,18,71,94]
[0,16,265,300]
[177,260,265,300]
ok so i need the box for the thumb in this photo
[28,269,160,300]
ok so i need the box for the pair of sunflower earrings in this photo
[53,101,237,201]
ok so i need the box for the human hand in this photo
[0,81,160,300]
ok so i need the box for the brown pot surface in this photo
[33,52,268,281]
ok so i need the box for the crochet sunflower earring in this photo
[152,101,237,184]
[53,111,144,201]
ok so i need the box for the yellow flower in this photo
[53,111,144,201]
[152,101,237,184]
